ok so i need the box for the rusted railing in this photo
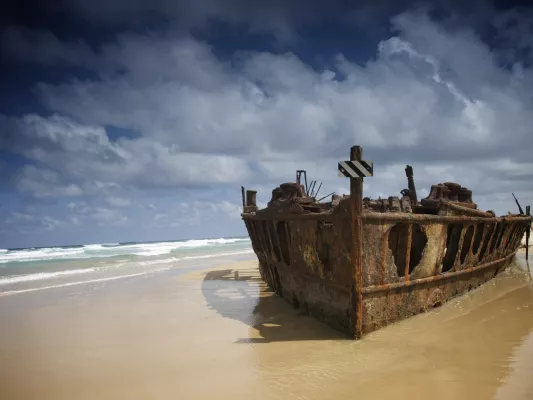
[366,216,529,292]
[243,212,530,294]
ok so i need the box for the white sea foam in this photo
[181,249,254,261]
[0,248,256,296]
[0,271,155,297]
[0,238,251,263]
[0,248,254,288]
[134,250,172,257]
[0,247,86,263]
[0,268,96,285]
[83,244,105,250]
[127,238,247,256]
[137,257,182,266]
[135,249,254,266]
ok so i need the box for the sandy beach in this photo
[1,251,532,400]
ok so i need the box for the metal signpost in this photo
[338,146,373,338]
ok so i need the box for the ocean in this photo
[0,237,254,296]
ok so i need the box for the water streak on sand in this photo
[0,268,97,285]
[0,271,152,296]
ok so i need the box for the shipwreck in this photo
[241,146,532,339]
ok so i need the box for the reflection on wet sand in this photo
[201,268,347,342]
[202,256,533,400]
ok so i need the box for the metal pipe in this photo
[526,205,531,261]
[443,201,494,217]
[362,252,516,294]
[513,193,524,215]
[362,213,530,224]
[316,192,335,202]
[309,181,316,197]
[405,165,418,205]
[313,182,323,199]
[350,145,364,339]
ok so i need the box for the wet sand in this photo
[1,253,532,400]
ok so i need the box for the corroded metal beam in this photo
[404,224,412,281]
[362,252,516,294]
[350,145,364,339]
[243,212,531,224]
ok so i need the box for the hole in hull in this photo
[388,223,427,277]
[442,224,463,272]
[489,223,502,254]
[472,223,484,255]
[495,222,507,250]
[478,223,495,261]
[508,224,522,250]
[460,225,474,264]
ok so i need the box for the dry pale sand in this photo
[1,253,533,400]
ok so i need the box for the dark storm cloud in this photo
[1,26,99,67]
[0,0,509,43]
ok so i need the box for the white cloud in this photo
[106,196,132,207]
[16,166,84,198]
[4,212,35,224]
[66,204,128,227]
[1,114,254,198]
[1,7,533,247]
[41,216,62,230]
[22,14,529,171]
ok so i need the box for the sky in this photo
[1,0,532,248]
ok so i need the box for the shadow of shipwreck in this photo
[201,267,346,343]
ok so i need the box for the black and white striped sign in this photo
[338,160,373,178]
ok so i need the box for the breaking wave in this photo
[0,268,96,285]
[0,238,250,264]
[0,248,254,287]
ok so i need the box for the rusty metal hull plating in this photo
[242,211,531,337]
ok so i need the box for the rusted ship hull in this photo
[241,165,531,338]
[243,212,529,336]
